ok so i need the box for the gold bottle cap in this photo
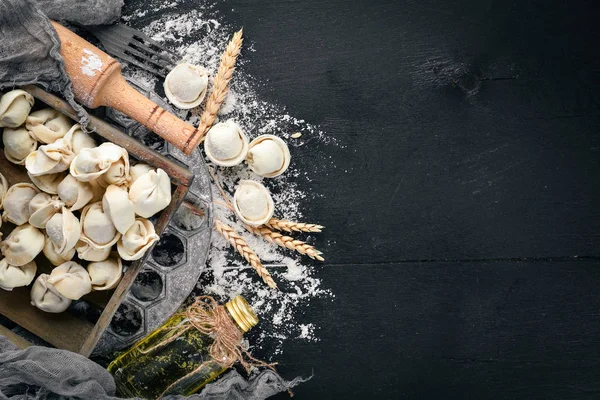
[225,295,259,333]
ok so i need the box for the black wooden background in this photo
[156,0,600,398]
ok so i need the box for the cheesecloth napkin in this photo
[0,0,125,126]
[0,336,304,400]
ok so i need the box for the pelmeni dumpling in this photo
[30,274,72,313]
[47,262,92,300]
[117,218,159,261]
[130,163,154,184]
[246,135,291,178]
[87,253,123,291]
[103,185,135,235]
[26,108,73,144]
[97,154,131,188]
[28,193,64,229]
[43,235,75,266]
[46,207,81,254]
[0,224,44,266]
[233,180,275,226]
[28,171,66,195]
[25,131,75,176]
[80,202,120,249]
[67,124,97,155]
[70,142,127,182]
[129,168,171,218]
[164,63,209,109]
[0,258,36,291]
[2,183,40,225]
[3,127,37,165]
[76,240,111,262]
[204,120,249,167]
[0,90,34,128]
[0,172,9,210]
[57,174,94,211]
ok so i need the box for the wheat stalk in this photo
[245,225,325,261]
[264,219,324,233]
[215,219,277,289]
[197,29,244,144]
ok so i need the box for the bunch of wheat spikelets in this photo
[202,30,325,289]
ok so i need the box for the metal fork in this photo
[86,24,180,78]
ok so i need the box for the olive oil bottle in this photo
[107,296,258,399]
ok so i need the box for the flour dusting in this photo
[81,49,103,77]
[121,0,335,357]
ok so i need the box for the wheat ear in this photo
[264,218,324,233]
[197,29,243,143]
[214,219,277,289]
[245,225,325,261]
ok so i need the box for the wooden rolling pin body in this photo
[51,22,200,155]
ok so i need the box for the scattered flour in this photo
[121,0,335,357]
[81,49,103,77]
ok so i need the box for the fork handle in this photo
[50,21,200,155]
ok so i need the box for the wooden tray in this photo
[0,86,194,356]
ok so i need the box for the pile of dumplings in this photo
[0,89,172,313]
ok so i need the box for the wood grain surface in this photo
[124,0,600,398]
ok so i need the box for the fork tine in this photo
[113,49,168,78]
[130,30,180,61]
[122,42,173,70]
[129,38,179,65]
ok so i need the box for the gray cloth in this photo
[0,336,305,399]
[0,0,122,127]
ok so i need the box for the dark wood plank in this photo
[202,0,600,263]
[264,260,600,400]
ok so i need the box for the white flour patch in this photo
[81,49,103,77]
[122,0,336,357]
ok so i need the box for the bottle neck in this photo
[225,295,258,333]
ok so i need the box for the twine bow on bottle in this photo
[139,296,276,398]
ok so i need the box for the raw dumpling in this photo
[76,240,111,262]
[0,172,9,209]
[80,202,120,249]
[246,135,291,178]
[103,185,135,234]
[204,120,249,167]
[30,274,72,313]
[0,224,44,266]
[0,90,34,128]
[28,171,67,195]
[164,63,209,109]
[26,108,73,144]
[233,180,275,226]
[2,183,40,225]
[3,127,37,165]
[25,133,75,176]
[57,174,94,211]
[43,235,75,266]
[97,154,131,188]
[87,253,123,291]
[70,142,128,182]
[67,124,97,155]
[29,193,64,228]
[129,168,171,218]
[117,218,159,261]
[130,163,153,184]
[0,258,36,291]
[47,261,91,300]
[46,207,81,253]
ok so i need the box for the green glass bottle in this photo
[107,296,258,399]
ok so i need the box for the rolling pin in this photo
[50,21,201,155]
